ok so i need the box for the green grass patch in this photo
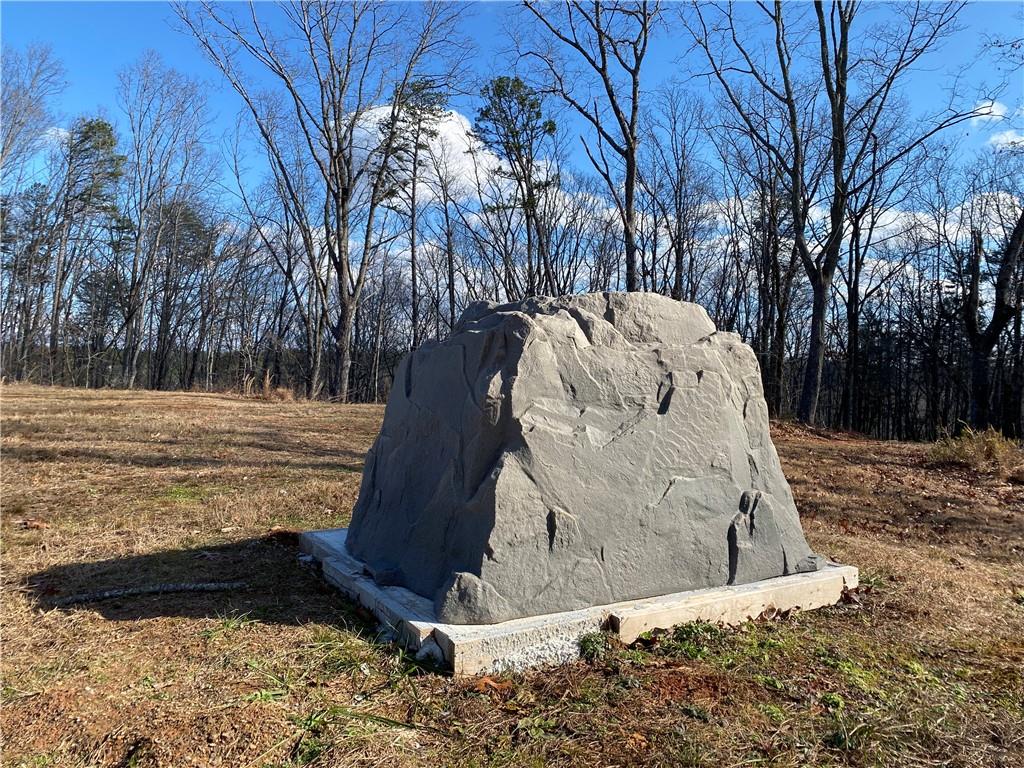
[760,703,788,723]
[660,621,725,660]
[160,484,206,502]
[302,628,378,678]
[820,692,846,712]
[200,611,258,640]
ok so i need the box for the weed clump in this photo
[927,426,1022,476]
[662,621,725,660]
[578,631,611,663]
[261,385,296,402]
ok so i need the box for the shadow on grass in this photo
[22,534,373,630]
[3,442,366,473]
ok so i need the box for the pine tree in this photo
[473,76,556,297]
[382,78,448,349]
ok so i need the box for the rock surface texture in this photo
[346,292,821,624]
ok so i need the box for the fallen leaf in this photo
[626,731,649,750]
[473,676,514,695]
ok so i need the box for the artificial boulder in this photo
[346,292,821,624]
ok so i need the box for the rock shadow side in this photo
[346,292,820,624]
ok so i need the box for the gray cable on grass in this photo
[52,580,249,607]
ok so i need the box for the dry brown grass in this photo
[927,426,1024,478]
[2,385,1022,767]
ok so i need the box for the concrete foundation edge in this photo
[300,528,858,675]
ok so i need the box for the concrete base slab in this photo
[300,528,858,675]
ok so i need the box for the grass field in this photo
[2,384,1022,767]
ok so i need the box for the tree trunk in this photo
[446,215,456,330]
[969,340,993,429]
[770,299,788,417]
[623,153,638,292]
[335,300,354,403]
[410,145,420,350]
[337,329,353,403]
[798,273,828,424]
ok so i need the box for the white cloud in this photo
[351,106,503,203]
[41,126,69,147]
[971,99,1009,127]
[427,110,501,190]
[988,128,1024,151]
[967,100,1024,152]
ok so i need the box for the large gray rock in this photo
[346,292,820,624]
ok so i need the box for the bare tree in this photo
[836,123,919,430]
[712,125,802,416]
[0,45,66,190]
[686,0,977,424]
[960,157,1024,429]
[522,0,660,292]
[176,0,462,400]
[640,84,715,301]
[426,136,470,330]
[116,52,207,388]
[231,116,332,398]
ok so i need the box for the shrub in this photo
[256,369,297,402]
[927,426,1022,476]
[266,386,295,402]
[578,631,610,663]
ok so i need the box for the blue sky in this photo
[2,0,1021,181]
[0,2,509,130]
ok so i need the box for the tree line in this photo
[2,1,1022,440]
